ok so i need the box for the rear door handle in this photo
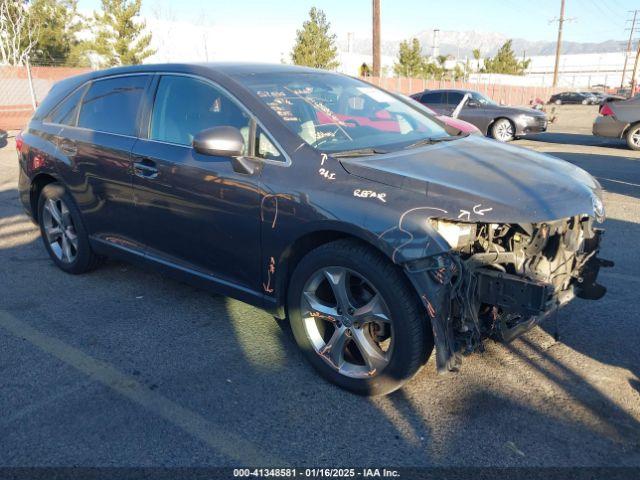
[133,158,158,179]
[58,139,77,156]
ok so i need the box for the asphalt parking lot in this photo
[0,105,639,468]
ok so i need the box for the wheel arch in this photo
[620,120,637,139]
[273,227,423,319]
[29,172,60,222]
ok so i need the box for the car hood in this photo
[339,135,603,224]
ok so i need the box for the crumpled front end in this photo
[403,215,613,373]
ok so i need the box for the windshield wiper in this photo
[404,133,469,150]
[330,148,390,158]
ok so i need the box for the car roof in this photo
[421,89,475,94]
[33,63,329,121]
[81,62,327,81]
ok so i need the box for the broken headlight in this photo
[429,219,476,250]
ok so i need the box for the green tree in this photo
[436,54,448,67]
[92,0,155,67]
[28,0,89,66]
[483,40,530,75]
[290,7,339,70]
[393,38,424,77]
[471,48,482,73]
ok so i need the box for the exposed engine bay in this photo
[408,215,613,372]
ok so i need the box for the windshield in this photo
[470,91,497,106]
[236,72,451,153]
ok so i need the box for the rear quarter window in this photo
[78,75,149,136]
[44,85,86,126]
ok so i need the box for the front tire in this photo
[626,124,640,151]
[490,118,515,142]
[554,99,562,105]
[287,239,432,396]
[37,182,101,274]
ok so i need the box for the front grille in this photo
[534,117,547,128]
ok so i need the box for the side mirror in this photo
[193,126,245,157]
[466,99,480,108]
[192,126,257,175]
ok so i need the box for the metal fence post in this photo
[25,56,37,110]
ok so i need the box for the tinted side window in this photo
[45,85,86,126]
[78,76,148,136]
[420,92,443,104]
[150,75,251,150]
[447,92,464,105]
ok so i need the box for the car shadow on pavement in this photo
[526,132,628,149]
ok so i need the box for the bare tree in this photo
[0,0,39,65]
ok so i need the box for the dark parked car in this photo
[593,95,640,150]
[411,89,547,142]
[17,64,610,395]
[549,91,597,105]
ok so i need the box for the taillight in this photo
[15,131,24,151]
[600,103,614,117]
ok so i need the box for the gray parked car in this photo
[412,89,547,142]
[593,95,640,150]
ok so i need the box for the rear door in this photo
[56,74,151,250]
[131,74,265,293]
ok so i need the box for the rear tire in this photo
[37,182,101,274]
[287,239,432,396]
[625,124,640,151]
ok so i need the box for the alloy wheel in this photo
[494,120,514,142]
[300,266,393,379]
[42,197,78,264]
[630,128,640,148]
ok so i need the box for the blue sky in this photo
[78,0,635,43]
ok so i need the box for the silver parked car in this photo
[593,95,640,150]
[412,89,548,142]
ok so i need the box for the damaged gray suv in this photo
[18,63,611,396]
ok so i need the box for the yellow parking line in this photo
[0,311,281,465]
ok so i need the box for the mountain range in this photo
[342,29,626,58]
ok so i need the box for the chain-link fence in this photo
[0,65,90,130]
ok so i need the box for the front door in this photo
[131,74,263,292]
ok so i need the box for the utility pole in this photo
[372,0,381,77]
[552,0,565,87]
[622,10,639,89]
[631,38,640,97]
